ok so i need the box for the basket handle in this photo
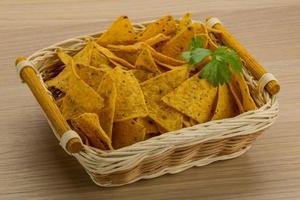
[206,17,280,96]
[15,56,83,154]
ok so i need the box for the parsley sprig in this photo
[182,36,243,86]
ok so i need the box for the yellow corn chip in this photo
[229,72,257,112]
[192,22,205,34]
[182,115,192,127]
[109,66,148,121]
[131,69,156,83]
[135,48,161,73]
[161,25,195,59]
[144,33,171,46]
[97,73,117,139]
[74,63,106,90]
[211,84,239,120]
[73,41,94,65]
[112,119,146,149]
[97,16,137,46]
[138,15,177,41]
[178,13,192,31]
[141,67,189,131]
[136,117,159,134]
[46,64,104,120]
[90,47,112,68]
[93,41,135,69]
[71,113,113,150]
[162,74,218,123]
[142,43,186,66]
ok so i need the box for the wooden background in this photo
[0,0,300,199]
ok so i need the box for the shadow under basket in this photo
[15,17,279,187]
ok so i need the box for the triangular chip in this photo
[131,69,156,83]
[144,33,170,46]
[136,117,159,134]
[97,16,137,46]
[73,41,94,65]
[228,72,257,113]
[161,25,195,59]
[135,48,161,73]
[192,22,206,34]
[46,64,104,120]
[211,84,239,120]
[112,119,146,149]
[97,73,117,139]
[93,41,135,69]
[141,67,189,131]
[71,113,113,150]
[178,13,192,31]
[109,66,148,121]
[162,74,217,123]
[74,63,106,90]
[138,15,177,41]
[142,43,186,66]
[56,48,107,90]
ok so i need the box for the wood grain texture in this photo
[0,0,299,199]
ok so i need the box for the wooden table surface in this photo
[1,0,300,199]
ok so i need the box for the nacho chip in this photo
[112,119,146,149]
[71,113,113,150]
[97,16,137,46]
[131,69,156,83]
[113,51,138,65]
[136,117,159,134]
[93,42,135,69]
[73,41,94,65]
[138,15,177,41]
[192,22,205,34]
[141,67,189,131]
[90,47,112,68]
[142,43,186,66]
[178,13,192,31]
[97,73,117,138]
[211,84,239,120]
[74,63,106,90]
[135,48,161,73]
[162,74,218,123]
[46,64,104,120]
[144,33,171,46]
[109,66,148,121]
[229,72,257,113]
[161,25,195,59]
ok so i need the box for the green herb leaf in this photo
[182,37,242,86]
[189,36,204,50]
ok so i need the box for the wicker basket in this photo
[15,17,279,187]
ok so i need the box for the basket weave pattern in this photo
[27,22,279,187]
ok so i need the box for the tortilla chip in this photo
[178,13,192,31]
[113,50,138,65]
[131,69,156,83]
[112,119,146,149]
[109,66,148,121]
[211,84,239,120]
[182,115,192,127]
[161,25,195,59]
[141,67,189,131]
[162,74,218,123]
[135,48,161,73]
[46,64,104,120]
[71,113,113,150]
[228,72,257,113]
[93,41,135,69]
[192,22,206,34]
[142,43,186,66]
[138,15,177,41]
[97,16,137,46]
[97,73,117,139]
[90,47,112,68]
[73,41,94,65]
[136,117,159,134]
[74,63,106,90]
[144,33,171,46]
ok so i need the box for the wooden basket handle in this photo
[206,17,280,96]
[15,57,83,154]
